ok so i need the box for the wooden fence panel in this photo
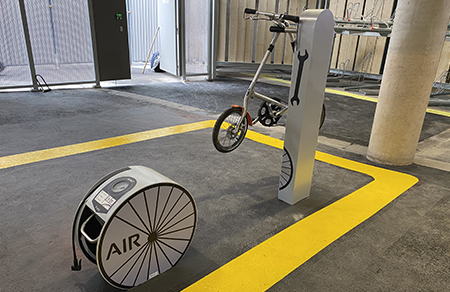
[435,39,450,80]
[228,1,239,62]
[243,0,257,63]
[329,0,347,69]
[273,0,290,64]
[216,0,450,84]
[353,0,375,73]
[282,0,307,65]
[370,0,394,74]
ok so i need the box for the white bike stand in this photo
[278,9,335,205]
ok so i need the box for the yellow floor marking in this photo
[0,120,215,170]
[325,88,379,103]
[427,108,450,118]
[249,73,450,118]
[0,119,418,291]
[183,128,418,291]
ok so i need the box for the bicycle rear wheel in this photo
[212,107,248,153]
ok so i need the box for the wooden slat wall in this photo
[353,0,378,73]
[436,41,450,80]
[368,0,394,74]
[217,0,450,82]
[273,0,290,64]
[282,0,307,64]
[329,0,347,69]
[217,0,306,64]
[331,0,394,74]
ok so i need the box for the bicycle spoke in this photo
[279,148,293,190]
[147,241,154,281]
[119,242,149,285]
[158,212,195,235]
[127,201,151,234]
[153,186,160,232]
[155,191,184,232]
[155,240,174,267]
[155,186,174,231]
[157,238,183,255]
[159,224,195,237]
[154,240,161,275]
[132,244,150,286]
[115,215,150,236]
[157,201,192,233]
[143,191,154,232]
[109,241,149,279]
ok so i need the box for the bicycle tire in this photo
[319,104,326,129]
[212,107,249,153]
[279,147,293,190]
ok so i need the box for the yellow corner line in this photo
[183,127,418,292]
[0,119,418,292]
[0,120,215,170]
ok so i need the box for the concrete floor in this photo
[0,68,450,291]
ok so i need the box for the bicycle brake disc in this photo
[258,101,282,127]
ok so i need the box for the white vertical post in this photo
[278,9,334,205]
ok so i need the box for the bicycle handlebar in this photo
[283,14,300,23]
[244,8,257,14]
[269,26,285,33]
[244,8,299,23]
[269,26,297,33]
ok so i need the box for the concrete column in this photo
[367,0,450,165]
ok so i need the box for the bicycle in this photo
[212,8,326,153]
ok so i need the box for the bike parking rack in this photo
[278,9,335,205]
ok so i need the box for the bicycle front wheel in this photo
[212,107,248,153]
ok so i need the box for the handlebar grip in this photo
[244,8,257,14]
[282,14,299,23]
[269,26,286,33]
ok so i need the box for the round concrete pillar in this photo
[366,0,450,165]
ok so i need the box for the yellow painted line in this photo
[183,127,418,291]
[0,120,215,170]
[325,87,379,103]
[426,107,450,118]
[247,73,450,118]
[0,119,418,291]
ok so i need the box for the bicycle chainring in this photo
[258,101,282,127]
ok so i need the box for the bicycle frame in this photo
[234,23,296,130]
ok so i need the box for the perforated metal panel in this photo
[24,0,95,84]
[0,0,32,87]
[0,0,95,89]
[126,0,160,63]
[185,0,209,75]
